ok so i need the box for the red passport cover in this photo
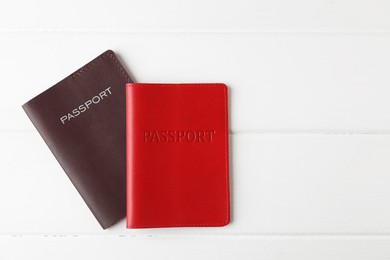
[126,83,230,228]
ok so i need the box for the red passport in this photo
[126,83,230,228]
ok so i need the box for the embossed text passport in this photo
[126,83,230,228]
[22,50,132,229]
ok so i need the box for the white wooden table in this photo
[1,0,390,259]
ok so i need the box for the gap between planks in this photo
[1,29,390,35]
[3,129,390,135]
[3,233,390,240]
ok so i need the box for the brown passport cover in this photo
[22,50,132,229]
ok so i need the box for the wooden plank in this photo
[1,132,390,234]
[1,236,390,260]
[0,0,389,32]
[3,33,390,132]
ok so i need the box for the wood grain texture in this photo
[2,33,390,132]
[0,0,389,32]
[1,236,390,260]
[1,132,390,234]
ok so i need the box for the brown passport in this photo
[22,50,132,229]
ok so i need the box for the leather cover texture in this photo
[126,83,230,228]
[22,50,132,229]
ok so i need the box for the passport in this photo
[22,50,132,229]
[126,83,230,228]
